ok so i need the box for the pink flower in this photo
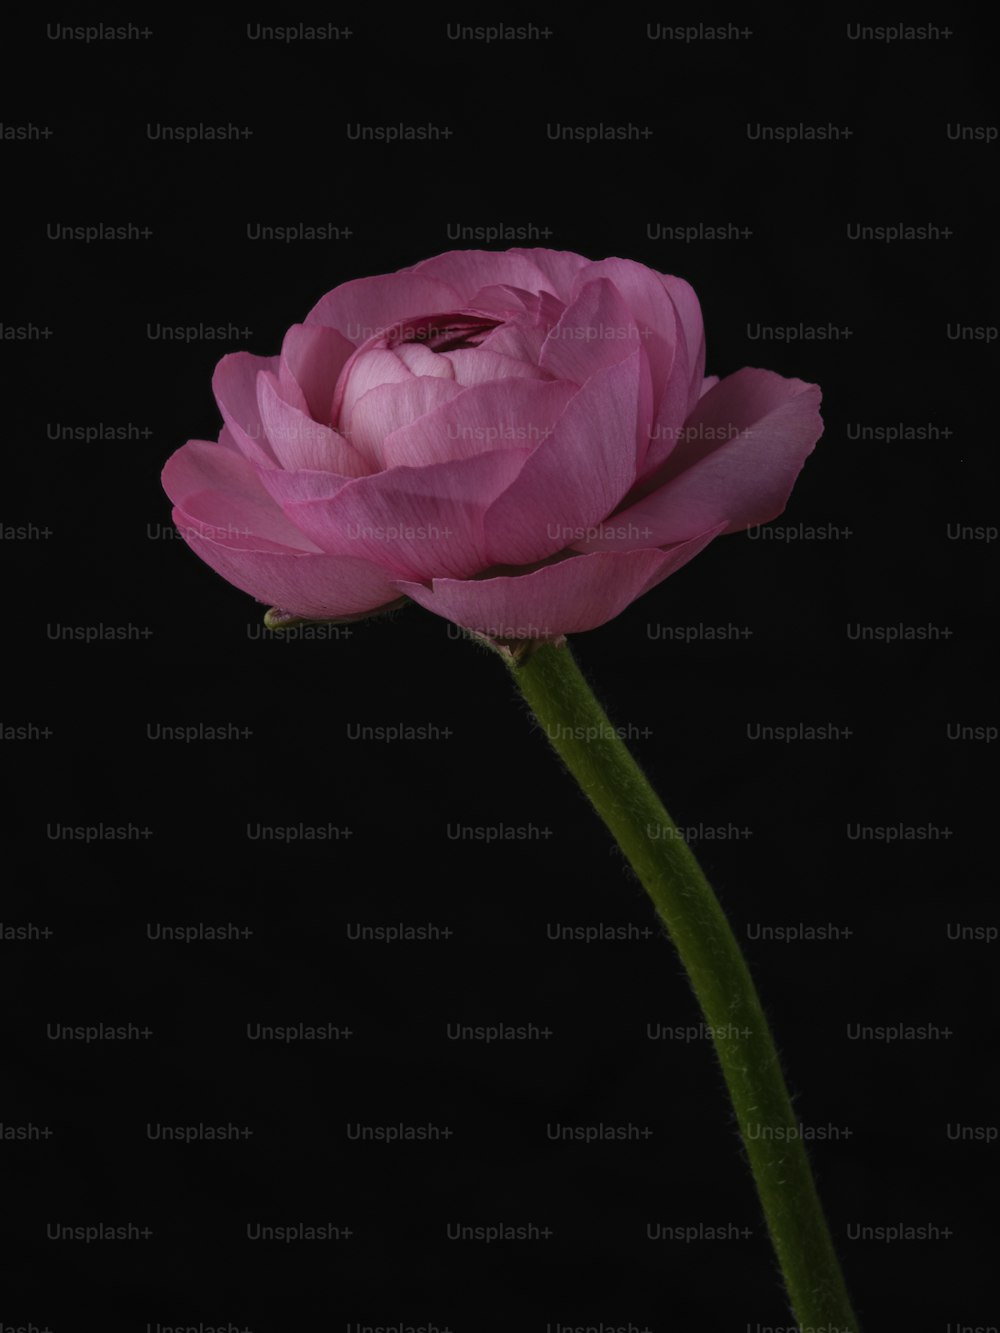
[162,249,822,638]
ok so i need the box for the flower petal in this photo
[409,250,555,301]
[570,258,678,381]
[394,528,722,638]
[634,276,708,475]
[568,259,692,475]
[304,272,461,344]
[460,284,540,318]
[334,349,419,464]
[507,248,593,302]
[346,377,465,469]
[393,342,456,378]
[640,346,691,477]
[254,465,354,508]
[212,352,280,466]
[171,509,400,619]
[163,440,323,551]
[537,278,643,381]
[442,348,547,387]
[280,449,531,579]
[257,372,370,475]
[576,370,823,548]
[278,323,355,424]
[382,378,576,468]
[483,351,644,565]
[660,274,706,413]
[477,312,550,366]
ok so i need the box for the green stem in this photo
[504,638,860,1331]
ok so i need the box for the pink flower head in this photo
[162,249,822,639]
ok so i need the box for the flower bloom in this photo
[162,249,822,637]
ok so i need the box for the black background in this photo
[2,15,996,1333]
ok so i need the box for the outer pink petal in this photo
[278,323,355,424]
[409,250,555,302]
[570,258,678,382]
[394,528,722,639]
[171,509,399,619]
[482,351,644,566]
[507,248,593,302]
[346,378,465,468]
[478,312,550,366]
[640,340,691,478]
[254,465,355,508]
[537,278,654,470]
[538,278,644,382]
[463,287,565,338]
[461,284,540,317]
[163,440,323,551]
[280,449,531,580]
[212,353,280,466]
[304,272,461,344]
[382,379,576,468]
[257,372,370,476]
[660,274,706,413]
[576,370,823,549]
[568,259,689,475]
[642,323,714,481]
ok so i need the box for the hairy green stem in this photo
[504,638,860,1330]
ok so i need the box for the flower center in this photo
[384,313,502,354]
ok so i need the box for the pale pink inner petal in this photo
[335,348,414,432]
[393,342,457,378]
[381,378,576,469]
[345,377,466,468]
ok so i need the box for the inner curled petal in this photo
[384,313,502,353]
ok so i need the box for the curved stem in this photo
[503,638,860,1331]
